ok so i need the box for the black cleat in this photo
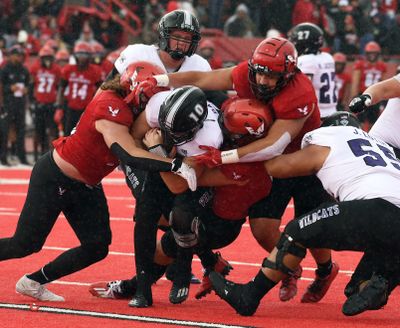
[209,271,259,316]
[169,283,190,304]
[128,293,152,308]
[342,274,388,316]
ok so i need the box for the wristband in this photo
[148,144,168,158]
[221,149,239,164]
[154,74,170,87]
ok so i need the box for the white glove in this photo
[171,158,197,191]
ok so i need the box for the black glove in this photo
[349,94,372,113]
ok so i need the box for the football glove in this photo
[171,158,197,191]
[349,94,372,113]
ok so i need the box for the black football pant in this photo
[33,103,57,156]
[0,151,111,281]
[284,198,400,284]
[123,165,175,288]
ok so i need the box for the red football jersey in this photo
[335,71,351,103]
[61,63,102,110]
[30,59,62,104]
[212,162,271,220]
[232,61,321,153]
[353,59,387,93]
[53,90,133,185]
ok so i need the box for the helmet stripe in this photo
[165,87,197,129]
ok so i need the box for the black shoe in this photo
[209,271,260,316]
[169,282,190,304]
[128,293,152,308]
[342,274,388,316]
[0,158,11,166]
[344,279,364,298]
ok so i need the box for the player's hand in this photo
[133,77,159,110]
[349,94,372,113]
[171,158,197,191]
[53,108,64,125]
[143,128,163,148]
[193,145,222,168]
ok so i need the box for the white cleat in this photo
[16,275,65,302]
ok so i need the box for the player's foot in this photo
[16,275,64,302]
[209,271,259,316]
[301,262,339,303]
[342,274,388,316]
[89,280,135,299]
[195,252,233,299]
[128,293,152,308]
[279,266,302,301]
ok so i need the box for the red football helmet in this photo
[44,39,58,51]
[55,49,70,61]
[364,41,381,53]
[248,37,298,102]
[333,52,346,63]
[220,98,274,146]
[73,41,92,54]
[120,61,167,110]
[39,46,55,57]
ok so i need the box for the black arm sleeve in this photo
[110,142,173,172]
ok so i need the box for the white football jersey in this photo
[302,126,400,207]
[297,52,337,118]
[114,44,211,74]
[146,90,223,157]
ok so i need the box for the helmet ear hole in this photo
[158,86,208,145]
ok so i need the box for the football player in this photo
[29,45,62,157]
[210,111,400,317]
[288,22,337,118]
[1,61,196,302]
[136,36,338,303]
[54,41,103,136]
[99,9,231,308]
[333,52,351,111]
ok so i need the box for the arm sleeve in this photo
[111,142,173,172]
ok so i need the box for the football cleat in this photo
[342,274,388,316]
[209,271,259,316]
[169,283,190,304]
[279,266,302,302]
[195,252,233,299]
[89,280,135,299]
[16,275,64,302]
[128,293,152,308]
[301,262,339,303]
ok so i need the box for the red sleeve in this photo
[272,72,318,120]
[92,95,133,127]
[232,61,254,99]
[353,60,363,70]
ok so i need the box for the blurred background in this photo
[0,0,399,166]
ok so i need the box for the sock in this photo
[198,249,217,270]
[251,270,277,300]
[27,268,50,285]
[316,258,333,278]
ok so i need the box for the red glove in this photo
[54,109,64,125]
[133,77,159,109]
[193,145,223,167]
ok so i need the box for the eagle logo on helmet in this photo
[245,122,265,137]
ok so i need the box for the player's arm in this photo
[264,144,329,178]
[362,76,400,105]
[157,67,235,91]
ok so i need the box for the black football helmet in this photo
[159,86,207,146]
[321,111,361,128]
[158,10,201,60]
[288,22,324,55]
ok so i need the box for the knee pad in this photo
[262,234,306,275]
[169,206,206,248]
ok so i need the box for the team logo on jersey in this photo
[245,122,265,137]
[297,105,309,116]
[232,172,243,180]
[108,106,120,117]
[58,186,66,196]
